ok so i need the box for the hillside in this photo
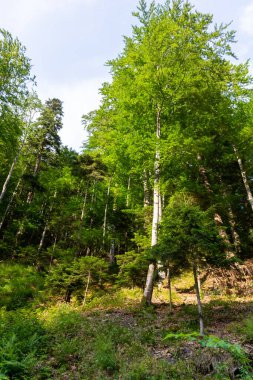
[1,265,253,379]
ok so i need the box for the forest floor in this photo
[2,267,253,379]
[38,273,253,380]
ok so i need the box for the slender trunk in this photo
[80,185,89,221]
[65,288,72,303]
[143,263,156,304]
[89,180,96,227]
[167,266,172,313]
[233,145,253,212]
[50,236,57,267]
[0,178,22,231]
[0,152,21,204]
[197,264,201,296]
[193,262,204,336]
[38,191,56,253]
[38,224,47,253]
[83,271,91,305]
[0,112,34,204]
[228,207,241,253]
[109,239,116,265]
[77,185,89,256]
[27,148,43,204]
[143,107,161,305]
[151,152,160,246]
[102,178,111,247]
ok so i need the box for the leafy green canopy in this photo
[0,29,33,160]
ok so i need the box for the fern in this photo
[164,331,251,376]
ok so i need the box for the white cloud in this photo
[239,3,253,35]
[0,0,97,34]
[38,77,107,152]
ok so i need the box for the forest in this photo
[1,0,253,379]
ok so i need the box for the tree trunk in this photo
[38,224,47,253]
[80,185,89,221]
[50,236,57,267]
[65,288,72,303]
[0,112,34,204]
[228,207,241,253]
[0,152,21,204]
[233,145,253,212]
[0,178,22,231]
[193,262,204,336]
[143,107,161,305]
[109,239,116,265]
[38,191,56,253]
[83,271,91,305]
[167,266,173,313]
[27,147,43,204]
[102,178,111,247]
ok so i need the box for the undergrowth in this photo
[0,272,253,379]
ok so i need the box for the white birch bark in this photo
[143,107,161,304]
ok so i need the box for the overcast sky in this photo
[0,0,253,151]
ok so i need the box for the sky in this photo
[0,0,253,151]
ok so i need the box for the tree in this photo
[157,192,226,335]
[85,0,251,304]
[0,29,34,201]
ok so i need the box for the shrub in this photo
[0,263,44,310]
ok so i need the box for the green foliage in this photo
[116,250,151,288]
[94,335,119,373]
[157,192,227,269]
[46,256,109,302]
[237,315,253,343]
[164,331,251,376]
[0,263,44,310]
[164,331,200,341]
[0,309,47,379]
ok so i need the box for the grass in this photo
[1,267,253,379]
